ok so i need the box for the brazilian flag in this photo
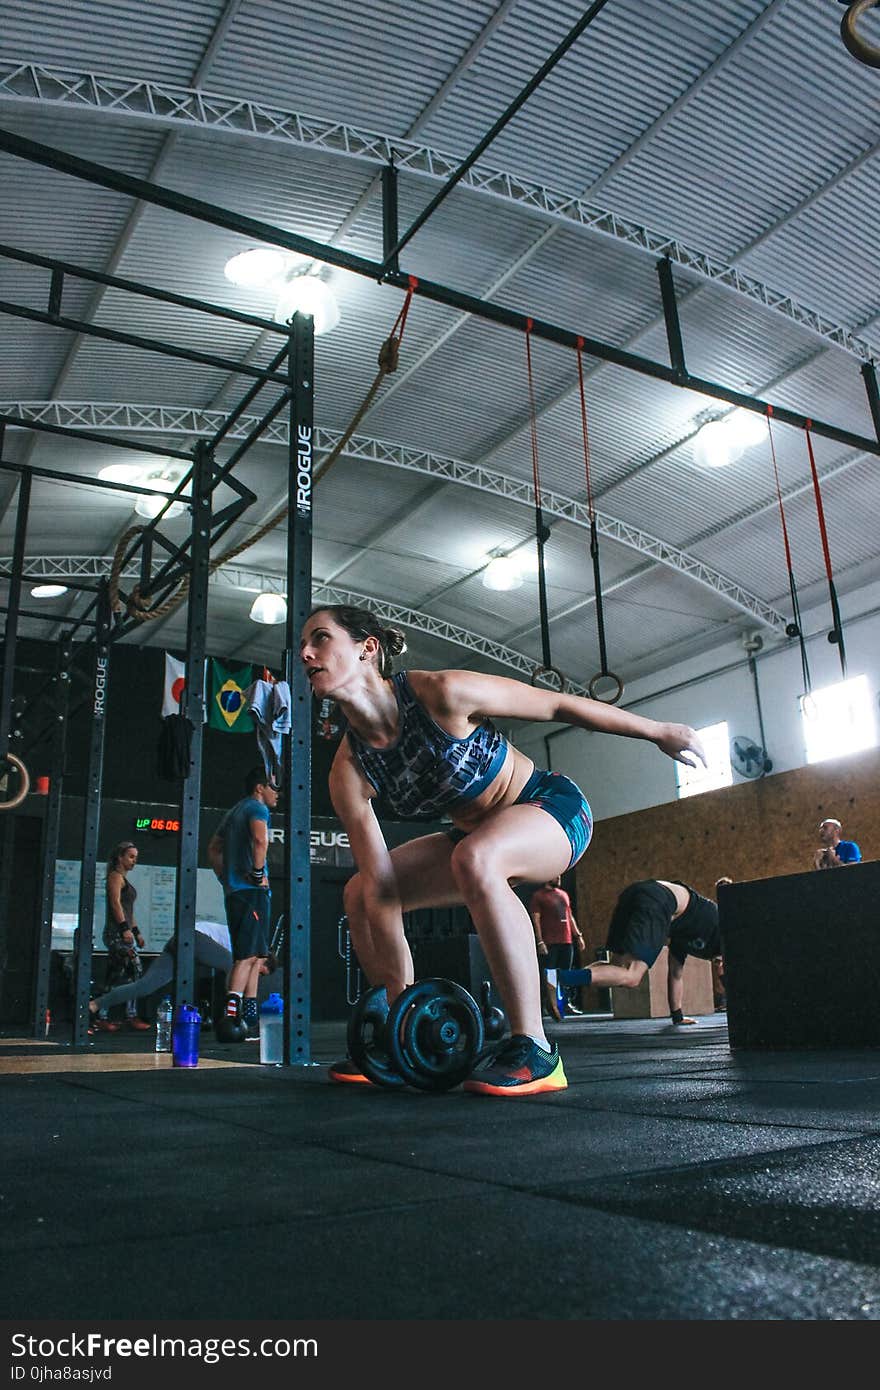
[208,660,253,733]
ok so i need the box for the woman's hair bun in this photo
[384,626,407,657]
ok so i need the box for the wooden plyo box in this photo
[611,946,714,1020]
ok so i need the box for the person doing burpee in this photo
[301,606,706,1098]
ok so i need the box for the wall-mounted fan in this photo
[730,735,772,779]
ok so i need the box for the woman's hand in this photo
[122,929,135,945]
[655,723,707,768]
[536,940,548,957]
[135,933,145,949]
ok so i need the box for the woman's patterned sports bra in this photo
[346,672,508,819]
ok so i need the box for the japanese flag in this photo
[162,654,187,717]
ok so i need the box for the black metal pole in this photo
[0,411,191,462]
[32,639,72,1035]
[0,471,30,751]
[0,472,30,1020]
[657,257,687,382]
[70,580,112,1049]
[378,0,613,272]
[0,126,876,458]
[0,298,290,386]
[283,312,314,1066]
[862,361,880,443]
[171,440,213,1015]
[382,163,400,276]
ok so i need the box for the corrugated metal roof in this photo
[0,0,878,686]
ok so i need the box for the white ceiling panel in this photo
[1,0,878,688]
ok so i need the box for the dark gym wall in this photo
[575,747,880,958]
[11,636,339,814]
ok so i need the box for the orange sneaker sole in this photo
[329,1067,373,1085]
[463,1061,568,1097]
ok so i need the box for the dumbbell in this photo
[384,977,487,1092]
[347,985,407,1088]
[349,978,507,1091]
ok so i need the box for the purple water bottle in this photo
[172,1003,201,1068]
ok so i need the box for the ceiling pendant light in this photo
[249,593,287,624]
[224,247,289,288]
[692,419,744,470]
[134,468,188,520]
[482,555,524,591]
[273,273,341,334]
[30,584,68,599]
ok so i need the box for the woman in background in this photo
[93,841,150,1032]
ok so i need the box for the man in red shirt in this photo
[530,876,585,1021]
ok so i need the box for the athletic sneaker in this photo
[328,1056,373,1086]
[463,1034,567,1097]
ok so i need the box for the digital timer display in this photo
[135,816,181,833]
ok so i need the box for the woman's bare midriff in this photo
[447,745,535,833]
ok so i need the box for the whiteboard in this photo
[51,861,228,952]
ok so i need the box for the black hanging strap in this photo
[525,321,565,692]
[577,338,623,703]
[766,406,811,695]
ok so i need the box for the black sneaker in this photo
[463,1034,567,1097]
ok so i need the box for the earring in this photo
[359,652,367,661]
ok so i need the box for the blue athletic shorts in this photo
[514,768,593,868]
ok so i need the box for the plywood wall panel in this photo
[575,748,878,958]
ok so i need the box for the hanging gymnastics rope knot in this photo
[378,335,400,373]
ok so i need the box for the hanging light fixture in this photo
[98,462,145,485]
[30,584,68,599]
[249,593,287,624]
[725,408,767,450]
[273,271,341,334]
[692,419,744,470]
[482,555,524,591]
[224,247,290,288]
[135,467,188,520]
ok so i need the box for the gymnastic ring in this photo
[530,665,567,693]
[840,0,880,68]
[588,670,625,705]
[0,751,30,811]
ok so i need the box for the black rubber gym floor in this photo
[3,1014,879,1321]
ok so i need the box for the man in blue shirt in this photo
[208,767,279,1034]
[813,817,861,869]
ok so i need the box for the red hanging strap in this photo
[766,405,795,571]
[391,274,418,342]
[378,275,418,373]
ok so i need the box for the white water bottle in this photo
[259,993,284,1065]
[155,997,173,1053]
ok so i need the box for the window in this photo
[675,720,732,799]
[801,674,877,764]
